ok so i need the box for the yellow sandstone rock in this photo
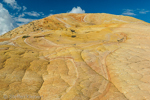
[0,13,150,100]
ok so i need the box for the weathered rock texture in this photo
[0,13,150,100]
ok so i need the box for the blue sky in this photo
[0,0,150,35]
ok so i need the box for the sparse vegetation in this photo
[22,36,30,38]
[117,38,124,42]
[71,29,76,33]
[71,35,76,38]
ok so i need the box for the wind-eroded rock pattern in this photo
[0,13,150,100]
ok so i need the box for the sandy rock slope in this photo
[0,13,150,100]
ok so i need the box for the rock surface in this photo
[0,13,150,100]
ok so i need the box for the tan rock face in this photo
[0,13,150,100]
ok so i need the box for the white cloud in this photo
[138,9,150,14]
[15,11,44,26]
[23,6,27,11]
[18,13,25,18]
[40,12,44,15]
[17,11,44,20]
[13,17,36,26]
[3,0,21,11]
[0,1,46,35]
[49,14,53,16]
[0,3,18,35]
[23,11,43,17]
[0,3,44,35]
[122,9,150,16]
[68,6,85,13]
[122,9,136,16]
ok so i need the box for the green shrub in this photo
[22,36,30,38]
[71,35,76,38]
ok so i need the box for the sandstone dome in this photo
[0,13,150,100]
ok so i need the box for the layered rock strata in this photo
[0,13,150,100]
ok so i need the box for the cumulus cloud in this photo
[3,0,21,11]
[68,6,85,13]
[122,9,136,16]
[0,3,18,35]
[0,2,45,35]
